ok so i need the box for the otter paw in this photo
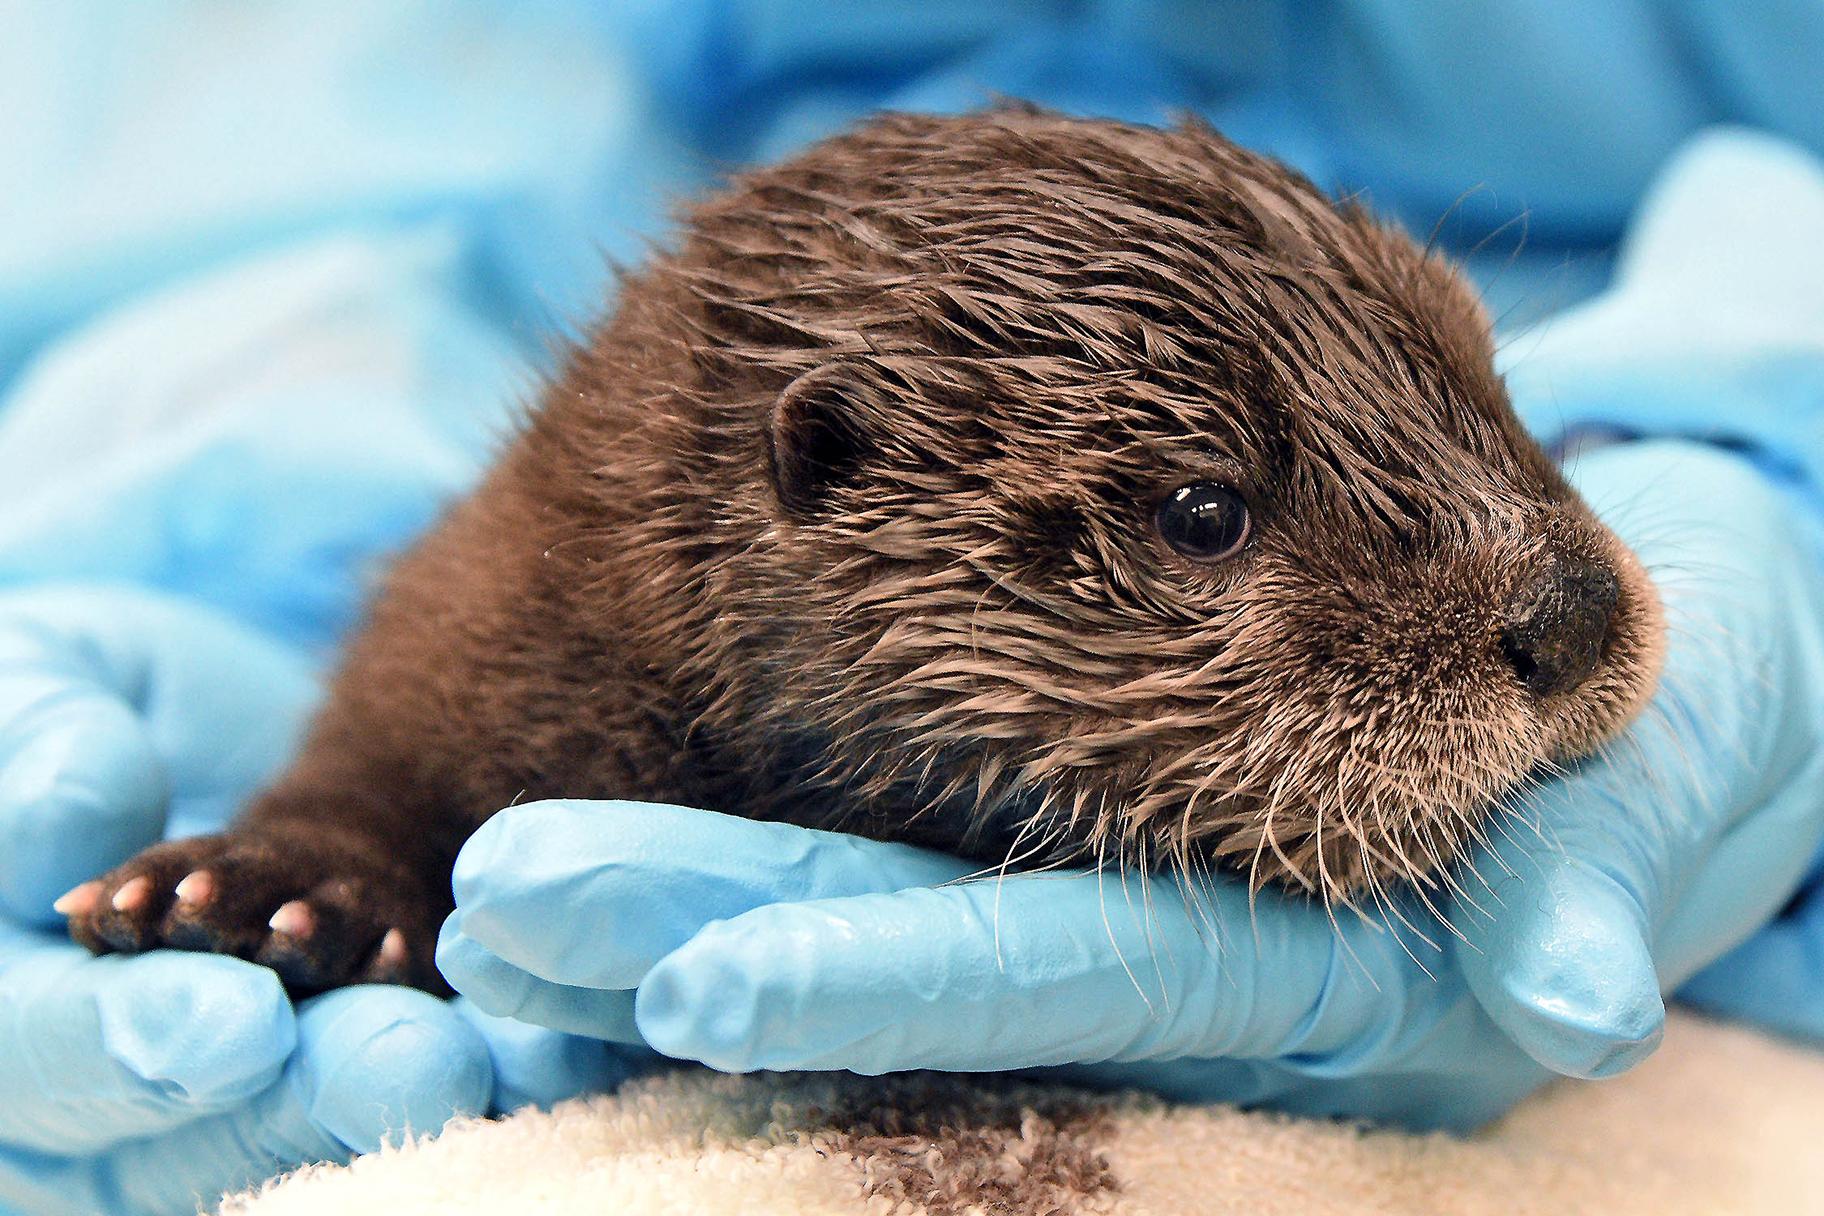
[57,834,448,994]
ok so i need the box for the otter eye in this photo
[1156,483,1250,560]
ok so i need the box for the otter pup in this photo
[60,107,1662,993]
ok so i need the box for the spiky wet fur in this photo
[72,108,1662,989]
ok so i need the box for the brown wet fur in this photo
[68,107,1663,992]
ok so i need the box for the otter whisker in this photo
[1094,832,1158,1012]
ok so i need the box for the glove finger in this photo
[82,589,319,842]
[1652,777,1824,988]
[635,870,1420,1075]
[0,586,319,870]
[14,986,495,1216]
[0,585,317,924]
[0,921,295,1154]
[1456,849,1665,1079]
[0,677,169,925]
[285,986,492,1153]
[453,998,651,1113]
[1677,877,1824,1043]
[1457,612,1804,1076]
[1058,1050,1535,1134]
[1460,442,1824,1077]
[450,799,974,989]
[437,911,643,1042]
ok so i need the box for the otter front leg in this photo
[61,779,460,995]
[57,435,665,994]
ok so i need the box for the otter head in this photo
[663,107,1662,900]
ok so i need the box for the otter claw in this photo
[173,870,216,906]
[52,880,102,918]
[268,900,316,939]
[110,875,153,913]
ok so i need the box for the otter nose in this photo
[1499,554,1619,698]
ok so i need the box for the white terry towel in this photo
[220,1011,1824,1215]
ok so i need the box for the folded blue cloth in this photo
[1502,128,1824,516]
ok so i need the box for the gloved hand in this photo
[1678,851,1824,1042]
[440,438,1824,1131]
[0,585,630,1216]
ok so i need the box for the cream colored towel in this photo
[221,1011,1824,1215]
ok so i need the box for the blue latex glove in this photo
[0,586,628,1216]
[1497,128,1824,1045]
[439,436,1824,1130]
[1679,854,1824,1043]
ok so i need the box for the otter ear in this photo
[767,363,877,517]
